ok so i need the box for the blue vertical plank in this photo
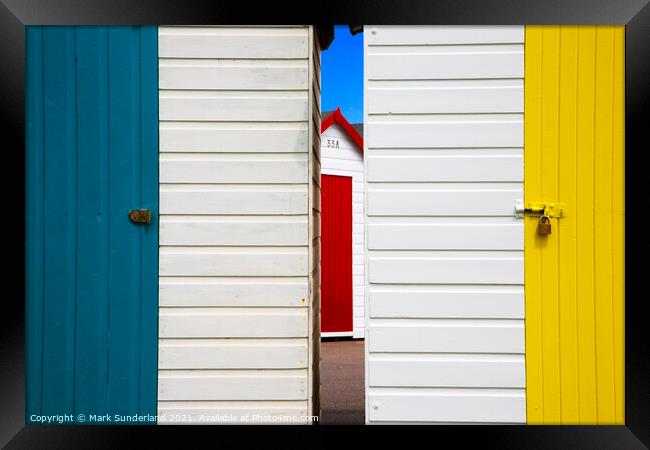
[74,26,110,419]
[106,26,141,420]
[26,25,158,424]
[25,26,45,422]
[40,26,77,417]
[139,25,159,423]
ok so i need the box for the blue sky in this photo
[321,25,363,124]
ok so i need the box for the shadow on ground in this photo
[319,339,365,425]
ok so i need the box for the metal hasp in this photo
[515,200,567,218]
[129,209,151,224]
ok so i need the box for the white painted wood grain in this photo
[160,154,308,184]
[366,51,523,80]
[368,85,522,114]
[369,287,524,318]
[159,247,308,277]
[159,339,308,369]
[159,60,308,90]
[368,256,523,284]
[159,277,308,307]
[368,320,524,353]
[367,388,525,423]
[157,400,308,424]
[159,91,308,122]
[366,155,522,182]
[367,188,521,217]
[158,369,308,401]
[160,185,308,215]
[159,308,308,338]
[365,25,524,45]
[160,123,308,153]
[160,216,308,246]
[367,223,523,250]
[368,354,525,387]
[159,29,308,59]
[367,120,523,148]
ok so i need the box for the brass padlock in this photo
[128,209,151,224]
[537,215,552,235]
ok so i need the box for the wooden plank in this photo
[369,288,524,318]
[160,185,308,215]
[366,51,523,80]
[159,339,308,369]
[159,61,308,90]
[158,369,308,401]
[159,92,308,122]
[160,216,308,246]
[369,355,525,388]
[159,29,308,59]
[368,320,525,353]
[368,223,522,250]
[368,85,523,114]
[159,308,308,338]
[159,277,308,307]
[365,26,524,45]
[160,123,308,153]
[160,154,308,184]
[367,389,525,423]
[367,120,523,148]
[157,400,308,424]
[369,256,523,285]
[159,247,309,277]
[367,188,522,217]
[367,155,522,182]
[574,25,598,423]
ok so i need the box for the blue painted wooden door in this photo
[25,26,158,424]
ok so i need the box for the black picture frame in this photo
[1,1,646,448]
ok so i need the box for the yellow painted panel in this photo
[524,25,625,424]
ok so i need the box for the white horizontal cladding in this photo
[158,369,308,401]
[368,319,525,353]
[366,49,523,80]
[368,354,525,388]
[159,91,308,122]
[160,185,308,215]
[159,308,308,338]
[159,27,308,59]
[367,223,523,250]
[368,82,523,114]
[159,59,309,90]
[364,25,525,424]
[365,25,524,45]
[160,154,308,184]
[367,118,523,148]
[160,122,309,153]
[367,186,521,217]
[158,26,316,420]
[366,154,523,182]
[368,255,523,285]
[367,388,526,423]
[159,247,309,277]
[157,400,309,424]
[368,286,524,319]
[160,216,308,246]
[159,338,308,369]
[159,277,308,307]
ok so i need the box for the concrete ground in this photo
[319,339,365,425]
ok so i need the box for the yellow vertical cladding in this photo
[524,25,625,424]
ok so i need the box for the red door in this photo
[321,174,353,334]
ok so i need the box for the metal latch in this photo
[128,209,151,224]
[515,200,566,219]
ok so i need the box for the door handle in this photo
[128,209,151,224]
